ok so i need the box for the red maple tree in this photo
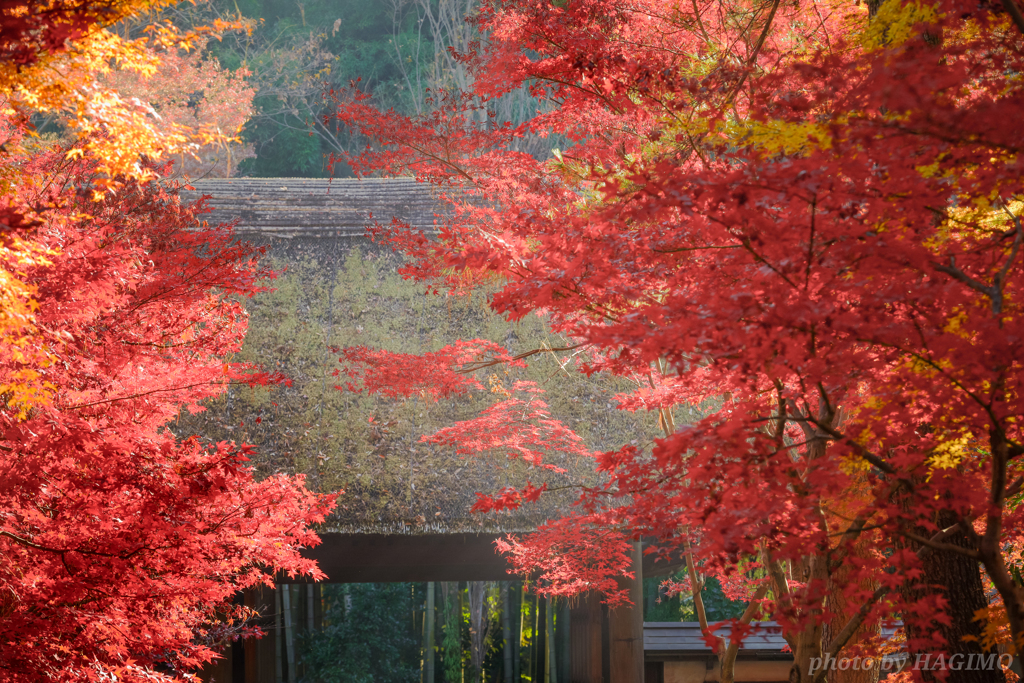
[0,136,334,682]
[332,0,1024,679]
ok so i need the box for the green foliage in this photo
[237,121,325,177]
[644,574,747,623]
[205,0,427,177]
[301,583,420,683]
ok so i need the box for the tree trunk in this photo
[823,535,879,683]
[900,511,1006,683]
[782,555,826,683]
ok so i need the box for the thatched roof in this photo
[180,177,441,238]
[173,178,667,535]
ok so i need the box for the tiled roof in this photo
[644,622,789,657]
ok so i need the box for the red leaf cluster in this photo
[0,145,334,681]
[332,0,1024,667]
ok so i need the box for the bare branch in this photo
[456,344,586,374]
[685,544,711,635]
[899,529,978,558]
[721,581,772,679]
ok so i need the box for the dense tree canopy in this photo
[333,0,1024,679]
[0,0,333,680]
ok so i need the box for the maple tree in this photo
[97,38,256,178]
[0,139,334,682]
[0,1,334,680]
[331,0,1024,680]
[1,0,250,190]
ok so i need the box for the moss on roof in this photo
[173,181,694,534]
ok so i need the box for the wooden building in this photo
[177,178,682,682]
[644,623,792,683]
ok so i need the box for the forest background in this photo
[158,0,557,178]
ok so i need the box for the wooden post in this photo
[608,542,644,683]
[569,592,603,683]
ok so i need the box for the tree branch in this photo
[724,0,782,104]
[1000,0,1024,37]
[721,581,771,682]
[457,344,586,373]
[810,584,890,683]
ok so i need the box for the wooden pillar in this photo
[244,590,258,683]
[608,541,644,683]
[254,586,277,683]
[558,600,571,683]
[569,592,603,683]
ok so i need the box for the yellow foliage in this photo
[970,605,1014,654]
[1,5,250,193]
[742,118,834,156]
[0,228,56,416]
[0,0,252,417]
[929,431,971,469]
[925,198,1023,255]
[861,0,941,50]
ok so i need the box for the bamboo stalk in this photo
[425,582,436,683]
[536,593,544,683]
[307,584,314,633]
[547,598,556,683]
[282,584,297,683]
[501,583,513,683]
[513,583,522,683]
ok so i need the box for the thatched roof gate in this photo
[181,178,672,683]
